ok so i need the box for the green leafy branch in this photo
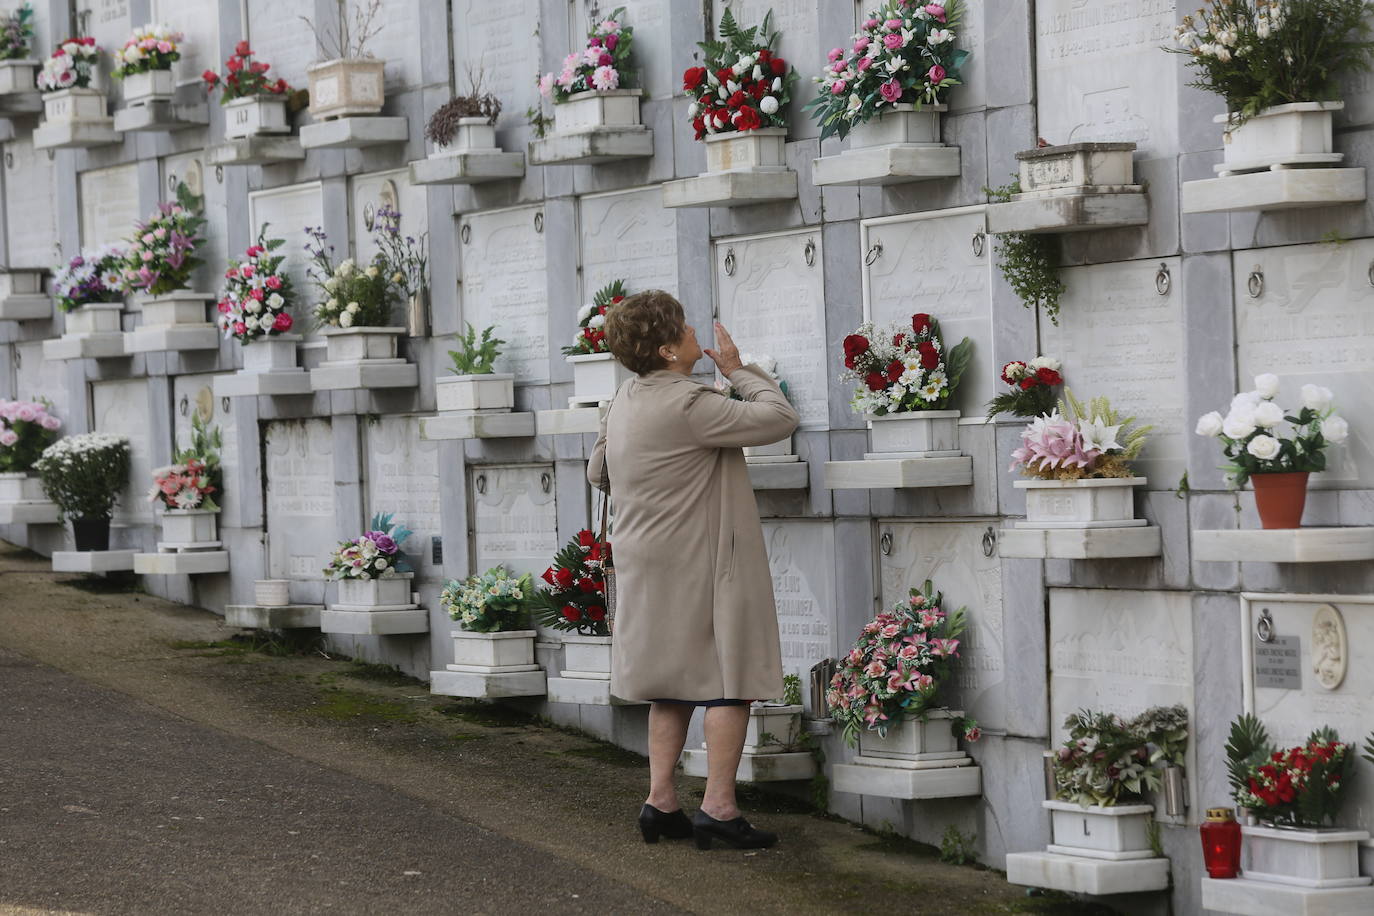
[986,177,1066,324]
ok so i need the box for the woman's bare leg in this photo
[646,701,694,811]
[700,704,750,820]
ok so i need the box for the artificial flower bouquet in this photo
[201,40,290,102]
[441,566,533,633]
[0,398,61,473]
[37,36,100,91]
[563,279,626,356]
[304,225,397,329]
[683,9,795,139]
[806,0,967,140]
[119,182,207,297]
[1011,391,1150,481]
[323,513,414,581]
[33,432,131,522]
[1225,713,1355,827]
[985,355,1062,419]
[112,24,182,78]
[53,245,126,312]
[840,312,972,416]
[1195,374,1348,487]
[0,2,34,62]
[716,353,790,400]
[540,7,634,100]
[826,578,978,747]
[217,225,294,343]
[532,529,612,637]
[371,205,428,299]
[147,414,222,511]
[1051,706,1191,807]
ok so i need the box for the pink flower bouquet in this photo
[1010,391,1150,481]
[217,225,295,344]
[0,399,62,473]
[120,182,206,297]
[539,7,635,102]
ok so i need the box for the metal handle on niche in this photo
[533,211,544,233]
[540,472,551,493]
[475,475,486,495]
[971,231,985,258]
[1155,263,1171,296]
[1367,260,1374,288]
[864,242,883,266]
[178,395,189,416]
[1256,608,1275,643]
[1247,268,1264,299]
[982,526,996,558]
[221,396,231,413]
[723,248,736,277]
[879,531,892,556]
[803,238,816,267]
[460,224,471,244]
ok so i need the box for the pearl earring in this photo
[669,354,678,361]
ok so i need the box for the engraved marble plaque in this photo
[468,463,559,581]
[364,416,441,580]
[580,186,679,301]
[14,342,67,422]
[577,0,674,100]
[77,0,132,57]
[4,135,59,269]
[862,207,994,415]
[1042,257,1185,486]
[247,0,316,87]
[357,0,423,89]
[1035,0,1177,157]
[92,378,152,525]
[79,164,141,250]
[264,419,335,581]
[349,169,427,273]
[171,374,239,522]
[150,0,218,84]
[1244,594,1374,837]
[1234,241,1374,487]
[715,230,828,430]
[762,521,836,691]
[248,182,324,327]
[455,0,540,128]
[459,205,548,383]
[879,522,1006,731]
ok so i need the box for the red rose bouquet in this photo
[840,312,972,416]
[684,9,796,140]
[985,355,1062,419]
[201,40,290,103]
[563,279,626,356]
[217,224,295,344]
[1227,714,1356,827]
[533,529,612,637]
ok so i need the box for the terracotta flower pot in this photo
[1252,471,1309,529]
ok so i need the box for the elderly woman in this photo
[588,289,799,851]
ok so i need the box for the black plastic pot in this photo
[71,517,110,552]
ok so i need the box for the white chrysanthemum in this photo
[576,303,594,323]
[339,311,354,328]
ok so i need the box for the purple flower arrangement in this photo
[119,182,207,297]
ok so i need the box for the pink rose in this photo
[883,32,904,50]
[265,275,282,290]
[927,64,946,84]
[827,47,844,62]
[830,79,846,95]
[240,265,254,278]
[857,56,874,71]
[863,18,879,28]
[0,429,16,447]
[604,33,618,51]
[249,287,265,301]
[884,18,903,28]
[232,321,246,335]
[15,403,37,422]
[141,250,154,262]
[597,50,612,67]
[272,312,293,331]
[925,4,947,22]
[880,79,903,102]
[853,36,870,52]
[40,415,61,431]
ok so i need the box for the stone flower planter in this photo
[65,302,123,333]
[336,572,412,608]
[553,88,642,133]
[568,352,634,405]
[322,326,404,362]
[562,633,612,676]
[1016,142,1136,194]
[0,472,44,502]
[1219,101,1343,172]
[1241,824,1372,888]
[849,103,945,149]
[705,127,786,172]
[224,95,290,139]
[254,579,291,607]
[1044,800,1156,860]
[122,68,175,105]
[435,373,515,413]
[42,87,108,123]
[306,57,385,120]
[450,629,538,670]
[431,116,497,156]
[1015,477,1148,528]
[745,704,802,751]
[242,334,302,372]
[139,292,211,327]
[160,508,219,544]
[866,410,960,458]
[743,435,793,460]
[857,709,962,761]
[0,59,37,94]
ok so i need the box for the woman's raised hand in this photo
[704,321,743,376]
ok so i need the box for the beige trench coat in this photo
[588,365,800,702]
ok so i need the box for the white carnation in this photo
[1028,355,1061,372]
[576,303,594,323]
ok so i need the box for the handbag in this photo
[597,489,616,631]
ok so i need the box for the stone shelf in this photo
[823,456,973,490]
[299,116,408,150]
[319,605,428,636]
[42,333,125,361]
[985,187,1148,234]
[419,411,536,440]
[224,604,322,630]
[207,136,306,167]
[33,121,120,150]
[1006,852,1170,897]
[832,759,981,800]
[1201,876,1374,916]
[123,325,219,354]
[134,550,230,575]
[1182,168,1366,214]
[747,460,809,490]
[528,127,654,166]
[52,549,137,573]
[546,676,644,707]
[681,747,816,782]
[113,100,208,133]
[408,151,525,185]
[998,526,1162,560]
[310,360,418,391]
[0,500,59,525]
[662,169,798,209]
[1193,527,1374,563]
[429,668,546,699]
[213,370,313,398]
[812,145,961,186]
[0,294,51,322]
[0,91,42,116]
[534,407,602,437]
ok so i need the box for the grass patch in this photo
[306,689,422,725]
[560,743,645,767]
[855,828,941,860]
[165,639,249,658]
[343,660,421,687]
[435,700,534,728]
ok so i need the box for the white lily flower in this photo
[1078,416,1123,453]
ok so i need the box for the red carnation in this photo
[561,605,583,622]
[770,58,786,75]
[555,567,574,588]
[272,312,293,332]
[865,371,887,392]
[586,606,607,622]
[250,61,269,74]
[912,313,932,334]
[1036,367,1062,386]
[715,68,732,84]
[1019,378,1036,390]
[683,66,708,92]
[611,295,624,304]
[734,106,761,130]
[202,69,218,85]
[692,116,706,139]
[235,40,251,57]
[727,90,746,109]
[886,359,903,382]
[752,81,769,100]
[757,48,771,62]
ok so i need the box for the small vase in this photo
[1252,471,1309,529]
[72,517,110,552]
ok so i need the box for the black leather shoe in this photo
[638,804,694,843]
[691,810,778,850]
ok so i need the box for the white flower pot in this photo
[336,572,412,608]
[450,629,537,669]
[42,87,108,123]
[553,88,642,133]
[705,127,786,172]
[139,292,211,327]
[866,410,960,458]
[254,579,291,607]
[1219,101,1343,172]
[242,334,302,373]
[430,116,497,156]
[306,57,385,119]
[223,95,289,139]
[122,68,175,104]
[1241,824,1373,889]
[0,60,38,95]
[160,508,219,544]
[65,302,123,333]
[1044,800,1156,861]
[849,103,945,149]
[322,326,404,362]
[857,710,961,760]
[0,472,45,502]
[568,352,634,404]
[745,704,802,752]
[435,373,515,413]
[562,633,612,676]
[1016,142,1136,194]
[743,435,793,459]
[1015,477,1147,528]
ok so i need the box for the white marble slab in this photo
[79,163,141,250]
[761,521,835,690]
[823,456,973,490]
[1035,0,1179,157]
[14,341,68,424]
[1183,169,1366,214]
[92,379,152,525]
[861,207,994,414]
[832,760,981,799]
[134,550,230,576]
[1202,876,1374,916]
[575,0,673,100]
[52,549,138,573]
[469,463,559,581]
[430,668,547,699]
[247,0,316,88]
[364,416,441,581]
[224,604,322,630]
[77,0,132,61]
[454,0,541,131]
[579,186,678,300]
[716,230,827,429]
[264,419,335,582]
[4,134,59,268]
[459,205,548,383]
[173,373,240,523]
[358,0,423,90]
[1041,257,1185,487]
[150,0,217,86]
[1007,852,1170,896]
[1234,240,1374,487]
[680,748,816,782]
[349,169,427,270]
[1195,528,1374,564]
[320,607,428,636]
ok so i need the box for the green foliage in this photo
[782,672,803,707]
[448,323,505,376]
[1225,713,1272,799]
[0,2,34,60]
[986,178,1066,324]
[525,103,552,138]
[938,824,978,866]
